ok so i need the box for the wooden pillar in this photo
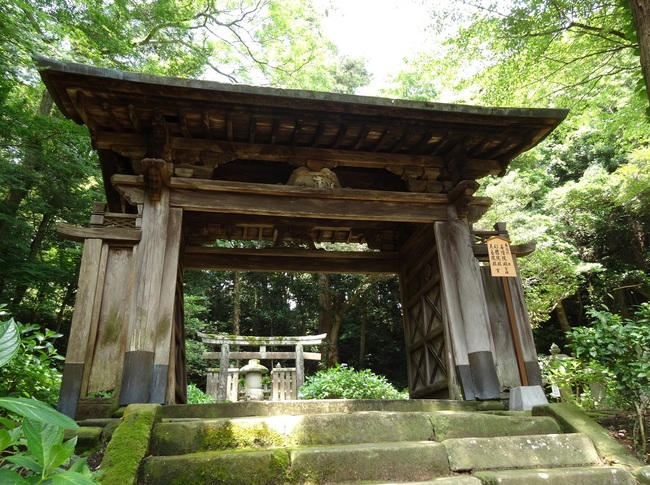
[58,238,104,417]
[435,206,500,400]
[119,186,180,405]
[151,207,183,403]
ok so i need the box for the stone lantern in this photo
[240,358,269,401]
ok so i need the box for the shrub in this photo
[187,383,215,404]
[0,308,100,484]
[568,303,650,453]
[539,353,615,410]
[299,365,407,400]
[0,313,63,407]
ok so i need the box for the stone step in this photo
[140,441,451,484]
[336,467,638,485]
[161,398,490,419]
[142,432,600,484]
[150,411,561,455]
[445,433,600,471]
[474,466,637,484]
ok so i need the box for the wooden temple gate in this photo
[37,58,567,418]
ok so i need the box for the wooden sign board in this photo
[486,236,516,278]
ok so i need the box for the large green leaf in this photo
[51,471,101,485]
[4,453,42,473]
[23,418,65,471]
[46,439,77,472]
[0,426,21,454]
[0,397,78,430]
[0,468,29,484]
[0,318,20,367]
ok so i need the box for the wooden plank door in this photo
[400,225,457,399]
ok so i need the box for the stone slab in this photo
[532,403,645,467]
[140,449,289,485]
[475,466,637,484]
[162,399,481,419]
[152,411,437,455]
[64,426,103,452]
[633,465,650,484]
[100,404,162,485]
[509,386,548,411]
[290,441,450,483]
[291,411,435,445]
[444,433,599,471]
[428,477,483,484]
[338,478,482,485]
[429,411,560,440]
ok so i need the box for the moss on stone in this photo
[428,411,561,441]
[64,426,103,453]
[533,402,645,468]
[140,449,291,485]
[99,403,162,485]
[200,421,287,451]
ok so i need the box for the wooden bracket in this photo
[386,165,443,193]
[289,159,338,171]
[142,158,171,202]
[147,110,171,160]
[443,141,469,184]
[447,180,480,219]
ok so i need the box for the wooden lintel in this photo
[57,222,141,243]
[199,331,326,346]
[112,175,450,223]
[203,351,321,361]
[182,247,400,274]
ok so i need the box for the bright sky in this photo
[320,0,432,95]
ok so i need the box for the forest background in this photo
[1,0,649,393]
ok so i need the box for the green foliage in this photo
[187,383,215,404]
[0,319,63,407]
[0,306,20,367]
[299,365,407,400]
[569,304,650,409]
[567,303,650,452]
[0,311,99,484]
[540,354,615,410]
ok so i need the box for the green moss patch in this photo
[201,421,287,451]
[140,449,291,485]
[99,403,162,485]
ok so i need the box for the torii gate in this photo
[37,58,568,419]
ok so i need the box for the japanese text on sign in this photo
[486,236,516,278]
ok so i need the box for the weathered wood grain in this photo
[182,247,399,274]
[199,332,326,346]
[66,239,103,363]
[57,222,141,243]
[202,351,321,361]
[126,188,171,353]
[435,209,500,400]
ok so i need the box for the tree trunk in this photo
[317,273,333,365]
[359,298,368,369]
[11,211,54,307]
[0,91,53,240]
[232,271,241,335]
[56,279,78,333]
[628,0,650,106]
[327,313,342,368]
[555,299,572,334]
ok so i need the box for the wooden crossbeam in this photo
[203,351,321,361]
